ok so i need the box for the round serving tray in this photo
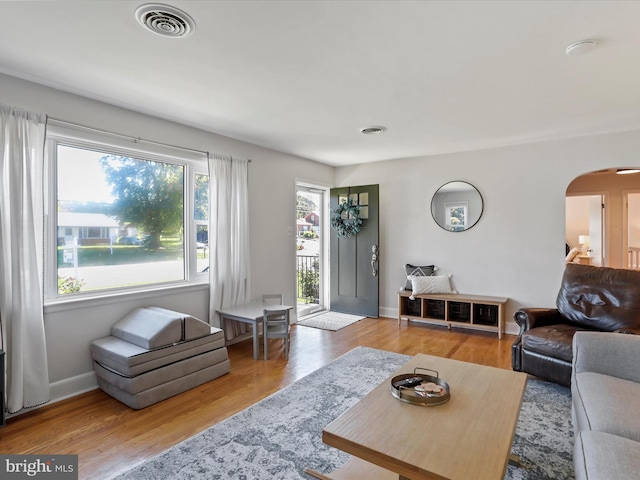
[390,367,451,406]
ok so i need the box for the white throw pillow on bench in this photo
[408,274,456,299]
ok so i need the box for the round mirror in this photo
[431,181,484,232]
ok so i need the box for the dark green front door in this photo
[329,184,379,317]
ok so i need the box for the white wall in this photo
[5,69,640,405]
[334,130,640,330]
[0,73,334,402]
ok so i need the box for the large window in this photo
[46,131,208,300]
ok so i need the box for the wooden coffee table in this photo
[305,353,527,480]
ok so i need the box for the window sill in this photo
[44,281,209,314]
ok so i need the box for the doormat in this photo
[296,311,365,331]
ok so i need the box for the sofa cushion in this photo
[574,431,640,480]
[143,306,212,341]
[90,327,225,376]
[94,347,230,394]
[521,324,586,363]
[572,371,640,442]
[111,307,211,349]
[557,263,640,332]
[572,331,640,384]
[96,361,230,410]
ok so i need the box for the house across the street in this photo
[57,212,119,246]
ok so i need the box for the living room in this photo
[1,1,640,479]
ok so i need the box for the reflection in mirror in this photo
[431,181,483,232]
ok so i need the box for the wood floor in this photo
[0,317,515,479]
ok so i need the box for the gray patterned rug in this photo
[114,347,573,480]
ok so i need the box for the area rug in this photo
[296,311,365,331]
[114,347,573,480]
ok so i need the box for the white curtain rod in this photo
[48,116,251,162]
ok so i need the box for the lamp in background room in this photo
[578,235,590,255]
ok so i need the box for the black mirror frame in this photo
[431,181,484,232]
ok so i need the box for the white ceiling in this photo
[1,1,639,167]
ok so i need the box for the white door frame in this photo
[623,189,640,269]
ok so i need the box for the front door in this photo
[329,184,379,317]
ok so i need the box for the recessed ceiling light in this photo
[565,39,597,56]
[360,126,387,135]
[135,4,196,38]
[616,168,640,175]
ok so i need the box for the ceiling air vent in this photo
[360,126,387,135]
[135,4,195,38]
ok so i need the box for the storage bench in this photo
[397,291,508,339]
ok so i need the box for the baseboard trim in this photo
[379,306,396,319]
[50,372,98,404]
[505,322,519,336]
[6,371,98,420]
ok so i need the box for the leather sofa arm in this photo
[573,331,640,383]
[512,307,564,373]
[513,308,563,332]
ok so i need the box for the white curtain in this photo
[208,154,250,340]
[0,104,50,413]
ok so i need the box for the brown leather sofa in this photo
[512,263,640,386]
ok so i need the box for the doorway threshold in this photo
[298,306,325,320]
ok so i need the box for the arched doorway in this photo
[566,168,640,269]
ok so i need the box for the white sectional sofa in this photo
[571,331,640,480]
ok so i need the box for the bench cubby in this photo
[398,291,508,339]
